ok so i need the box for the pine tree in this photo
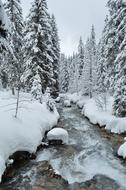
[50,14,60,98]
[0,0,12,89]
[4,0,24,93]
[112,0,126,117]
[82,26,97,97]
[78,36,85,78]
[0,0,8,51]
[96,41,106,94]
[23,0,53,98]
[96,17,109,94]
[90,25,97,96]
[59,54,69,93]
[103,0,120,94]
[81,38,91,95]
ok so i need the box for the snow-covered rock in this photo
[64,100,71,107]
[118,141,126,159]
[47,128,69,144]
[0,91,59,182]
[77,97,88,109]
[66,93,83,104]
[55,97,60,103]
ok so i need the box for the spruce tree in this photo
[113,0,126,117]
[23,0,53,98]
[96,17,109,94]
[0,0,8,51]
[83,26,96,97]
[78,36,85,78]
[50,14,60,98]
[0,0,12,89]
[4,0,24,93]
[59,54,69,93]
[103,0,119,93]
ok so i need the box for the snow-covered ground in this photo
[0,91,59,182]
[64,93,126,159]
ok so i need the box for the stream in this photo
[1,103,126,190]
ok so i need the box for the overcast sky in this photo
[10,0,108,55]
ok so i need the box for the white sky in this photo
[3,0,108,55]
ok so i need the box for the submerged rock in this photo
[70,175,121,190]
[0,161,69,190]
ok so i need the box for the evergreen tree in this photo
[0,0,12,89]
[78,36,85,78]
[23,0,53,98]
[113,0,126,117]
[0,0,8,51]
[59,54,69,93]
[103,0,119,93]
[96,17,109,94]
[82,26,97,97]
[82,38,91,95]
[4,0,24,93]
[50,14,60,98]
[90,25,97,95]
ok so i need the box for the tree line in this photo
[59,0,126,118]
[0,0,60,102]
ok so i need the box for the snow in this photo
[77,97,89,109]
[79,96,126,135]
[64,93,126,135]
[66,92,83,104]
[118,141,126,159]
[82,97,114,126]
[55,97,60,103]
[64,93,126,159]
[0,0,10,31]
[81,96,126,159]
[64,100,71,107]
[0,91,59,182]
[47,128,69,144]
[83,96,126,159]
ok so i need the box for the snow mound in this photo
[47,128,69,144]
[64,100,71,107]
[77,97,88,109]
[118,141,126,159]
[66,93,83,104]
[82,96,126,134]
[0,91,59,182]
[55,97,60,103]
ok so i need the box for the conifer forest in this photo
[1,0,126,189]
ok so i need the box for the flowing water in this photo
[1,104,126,190]
[37,105,126,189]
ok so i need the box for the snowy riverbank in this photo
[0,91,59,182]
[64,93,126,159]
